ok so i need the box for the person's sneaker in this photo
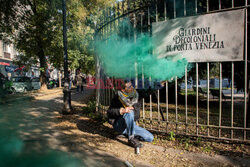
[115,134,127,139]
[135,135,144,141]
[128,138,143,148]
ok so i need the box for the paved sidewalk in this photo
[0,87,64,104]
[0,87,128,167]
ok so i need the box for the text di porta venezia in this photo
[166,27,224,53]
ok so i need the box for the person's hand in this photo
[120,106,134,115]
[125,106,134,113]
[160,81,166,87]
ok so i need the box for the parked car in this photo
[11,76,33,93]
[31,77,41,90]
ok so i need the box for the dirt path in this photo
[57,115,250,167]
[54,89,250,167]
[1,88,249,167]
[0,88,126,167]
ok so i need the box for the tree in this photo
[0,0,63,90]
[0,0,114,90]
[66,0,115,75]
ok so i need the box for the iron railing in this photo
[95,0,250,143]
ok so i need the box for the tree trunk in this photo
[38,48,47,91]
[39,68,47,91]
[59,70,61,88]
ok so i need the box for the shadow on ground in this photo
[0,89,126,167]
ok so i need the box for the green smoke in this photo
[95,21,189,81]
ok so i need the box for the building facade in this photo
[0,40,18,78]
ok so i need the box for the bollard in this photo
[135,147,140,154]
[124,161,133,167]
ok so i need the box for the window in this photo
[3,43,6,52]
[23,77,31,82]
[32,78,40,82]
[12,77,22,82]
[2,43,9,53]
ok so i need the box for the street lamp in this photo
[62,0,72,114]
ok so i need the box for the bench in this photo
[209,89,227,99]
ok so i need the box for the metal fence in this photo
[95,0,250,143]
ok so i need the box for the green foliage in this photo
[203,144,212,153]
[65,0,115,74]
[0,0,63,88]
[82,100,106,122]
[168,131,176,141]
[196,137,202,146]
[180,137,191,150]
[0,79,13,97]
[0,0,27,40]
[0,0,115,78]
[83,100,96,114]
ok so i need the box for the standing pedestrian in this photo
[81,75,86,94]
[76,70,83,93]
[69,70,73,89]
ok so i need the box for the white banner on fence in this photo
[152,9,245,62]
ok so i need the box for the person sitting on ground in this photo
[107,80,154,148]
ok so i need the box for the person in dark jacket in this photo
[107,81,154,148]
